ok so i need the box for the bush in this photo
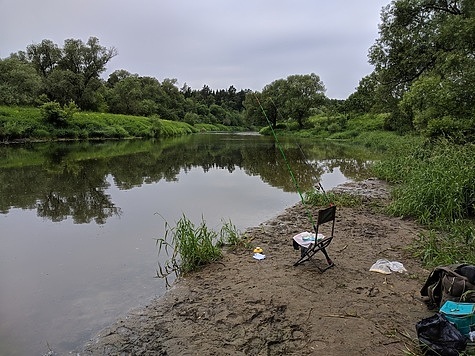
[40,101,78,126]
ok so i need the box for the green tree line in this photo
[1,0,474,143]
[0,36,329,130]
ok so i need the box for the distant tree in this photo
[180,83,193,98]
[60,37,117,82]
[26,39,62,77]
[23,37,117,109]
[106,69,132,87]
[159,78,186,120]
[0,57,42,105]
[247,73,326,129]
[105,74,144,115]
[197,85,215,106]
[281,74,326,128]
[344,74,378,114]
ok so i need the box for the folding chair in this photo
[293,205,336,272]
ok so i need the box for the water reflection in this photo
[0,133,377,355]
[0,134,373,224]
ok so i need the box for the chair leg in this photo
[321,248,334,269]
[294,246,335,272]
[293,247,310,266]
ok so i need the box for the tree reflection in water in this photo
[0,134,375,223]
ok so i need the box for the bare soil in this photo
[80,179,434,355]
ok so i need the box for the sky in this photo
[0,0,389,99]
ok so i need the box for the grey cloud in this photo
[1,0,388,98]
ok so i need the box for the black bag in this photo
[416,313,467,356]
[421,264,475,309]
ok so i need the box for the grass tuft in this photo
[155,214,244,286]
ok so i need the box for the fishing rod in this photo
[253,93,317,227]
[296,143,332,206]
[264,96,332,206]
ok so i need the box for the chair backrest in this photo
[314,205,336,237]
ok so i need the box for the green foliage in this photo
[368,0,475,140]
[269,113,389,141]
[371,138,475,266]
[386,142,475,226]
[40,101,78,126]
[0,105,202,141]
[353,130,416,154]
[304,190,363,208]
[156,215,243,282]
[425,116,475,144]
[410,223,475,267]
[155,119,197,137]
[0,57,42,106]
[344,73,378,113]
[244,73,326,129]
[0,106,42,140]
[25,37,117,110]
[218,219,246,249]
[41,101,67,125]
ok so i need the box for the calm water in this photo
[0,133,372,355]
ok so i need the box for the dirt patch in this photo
[80,179,433,355]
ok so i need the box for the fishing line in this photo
[253,94,317,227]
[296,143,332,206]
[266,96,332,206]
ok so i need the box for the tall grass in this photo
[304,190,363,208]
[372,139,475,266]
[155,215,243,285]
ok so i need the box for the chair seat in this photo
[292,232,325,249]
[293,205,336,272]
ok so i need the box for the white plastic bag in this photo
[369,259,407,274]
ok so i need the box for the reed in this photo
[304,190,363,208]
[156,214,243,284]
[373,139,475,266]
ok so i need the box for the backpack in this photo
[420,264,475,309]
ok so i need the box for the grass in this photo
[0,105,205,141]
[304,189,363,208]
[371,139,475,267]
[155,214,244,285]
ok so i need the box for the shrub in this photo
[40,101,78,126]
[41,101,67,126]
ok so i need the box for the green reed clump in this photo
[156,215,243,284]
[157,214,222,276]
[218,218,246,249]
[373,139,475,266]
[384,141,475,226]
[410,222,475,267]
[304,189,363,208]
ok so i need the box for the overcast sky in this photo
[1,0,389,99]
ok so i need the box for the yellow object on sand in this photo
[253,247,263,253]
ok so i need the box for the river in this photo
[0,133,373,355]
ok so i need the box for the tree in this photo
[282,74,326,128]
[23,37,117,110]
[369,0,475,136]
[0,57,42,105]
[252,74,326,129]
[105,74,144,115]
[26,39,62,77]
[159,78,186,120]
[58,37,117,109]
[344,74,378,114]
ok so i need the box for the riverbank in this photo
[79,179,433,355]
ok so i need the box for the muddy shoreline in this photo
[78,179,433,355]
